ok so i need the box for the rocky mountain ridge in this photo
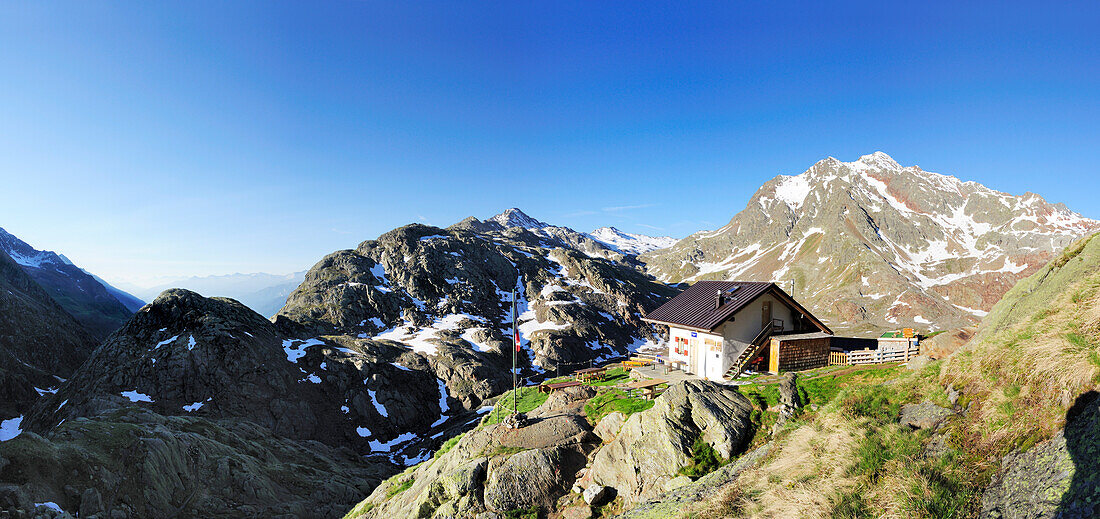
[277,220,677,374]
[641,152,1100,334]
[0,227,136,340]
[588,226,677,256]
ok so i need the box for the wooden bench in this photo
[538,380,584,393]
[624,378,668,400]
[573,367,607,382]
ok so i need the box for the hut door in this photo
[762,301,772,329]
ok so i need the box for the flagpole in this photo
[512,286,517,416]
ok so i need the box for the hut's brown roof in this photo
[643,280,832,334]
[643,281,771,331]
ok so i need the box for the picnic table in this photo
[539,380,583,393]
[573,367,607,382]
[622,359,653,368]
[624,378,668,400]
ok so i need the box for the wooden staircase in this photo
[724,319,783,379]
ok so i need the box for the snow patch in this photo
[369,432,417,452]
[154,335,179,350]
[430,378,451,427]
[121,390,153,403]
[182,398,211,412]
[0,416,23,442]
[368,389,389,417]
[282,338,324,363]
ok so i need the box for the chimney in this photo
[715,290,723,309]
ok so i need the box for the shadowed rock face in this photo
[584,380,755,506]
[0,248,95,418]
[0,408,388,519]
[982,391,1100,519]
[22,289,321,438]
[2,289,507,518]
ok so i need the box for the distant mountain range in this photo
[127,271,307,318]
[588,226,677,256]
[640,152,1100,334]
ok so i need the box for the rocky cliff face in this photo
[641,152,1099,335]
[0,248,95,420]
[0,227,135,341]
[276,219,677,374]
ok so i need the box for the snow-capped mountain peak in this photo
[587,227,677,256]
[489,208,549,230]
[642,152,1100,334]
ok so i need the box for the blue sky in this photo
[1,1,1097,286]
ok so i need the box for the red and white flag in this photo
[514,329,521,352]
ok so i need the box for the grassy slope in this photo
[942,232,1100,454]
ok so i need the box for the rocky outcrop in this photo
[2,289,499,518]
[0,407,387,518]
[616,443,773,519]
[641,152,1100,335]
[922,327,977,359]
[774,372,802,430]
[583,380,754,506]
[350,384,601,518]
[899,401,953,430]
[982,391,1100,519]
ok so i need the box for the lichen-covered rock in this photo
[350,386,601,519]
[593,411,625,443]
[584,380,754,506]
[582,484,613,506]
[484,447,573,511]
[899,401,953,430]
[616,443,772,519]
[981,391,1100,519]
[774,372,802,430]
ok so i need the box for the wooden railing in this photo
[829,348,848,366]
[724,319,784,379]
[843,342,919,365]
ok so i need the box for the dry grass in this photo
[941,272,1100,453]
[721,413,861,518]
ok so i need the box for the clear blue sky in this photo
[1,1,1097,286]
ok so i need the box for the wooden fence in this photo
[843,341,920,365]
